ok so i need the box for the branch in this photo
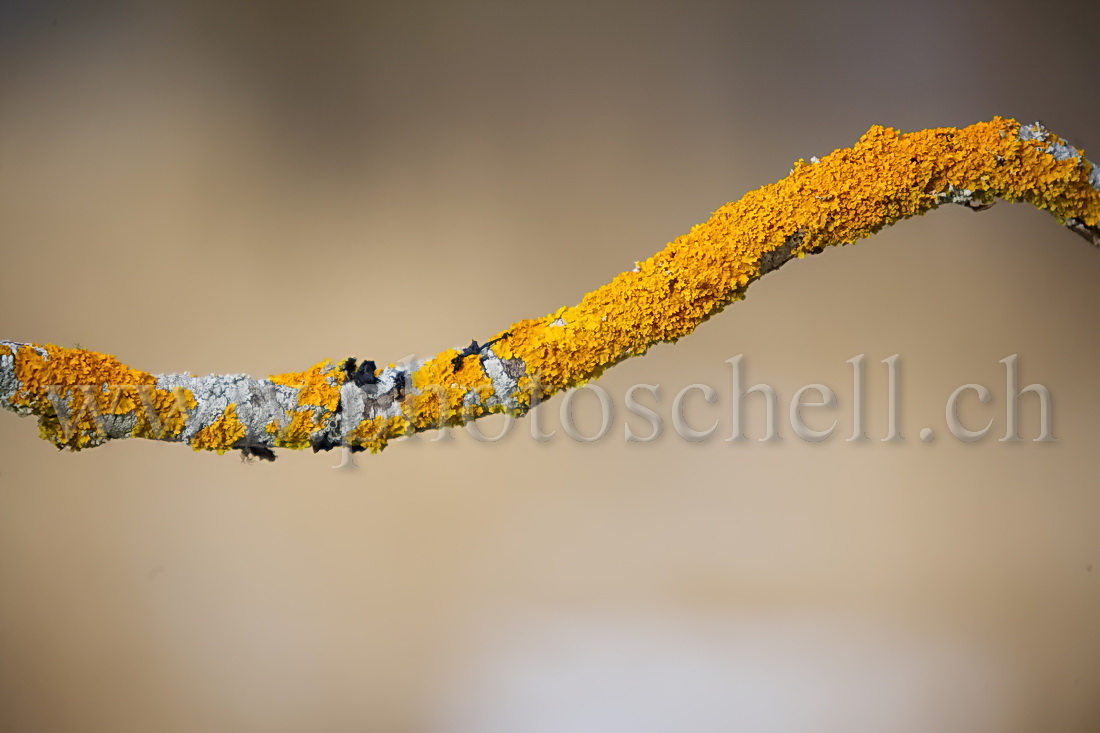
[3,117,1098,460]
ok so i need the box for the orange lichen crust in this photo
[3,342,197,449]
[269,410,321,451]
[190,403,247,454]
[268,359,344,449]
[270,360,343,412]
[339,117,1099,454]
[3,118,1098,457]
[346,415,414,453]
[485,117,1099,394]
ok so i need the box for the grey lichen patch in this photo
[100,411,138,440]
[0,342,20,406]
[155,372,298,445]
[241,379,301,443]
[481,348,521,410]
[372,366,406,397]
[1018,121,1050,143]
[1045,140,1083,162]
[338,381,365,437]
[1018,120,1099,192]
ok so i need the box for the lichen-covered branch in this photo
[3,117,1099,460]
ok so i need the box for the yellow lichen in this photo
[346,415,412,453]
[271,410,321,450]
[131,387,196,442]
[432,117,1099,403]
[270,360,343,411]
[8,344,196,449]
[190,403,247,454]
[5,118,1099,457]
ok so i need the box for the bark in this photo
[3,117,1098,460]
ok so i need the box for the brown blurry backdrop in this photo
[2,1,1100,731]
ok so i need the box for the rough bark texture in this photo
[3,117,1099,460]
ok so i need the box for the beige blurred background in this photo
[2,1,1100,731]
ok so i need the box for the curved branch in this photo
[3,117,1098,460]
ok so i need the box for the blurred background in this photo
[2,1,1100,731]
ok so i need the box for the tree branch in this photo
[3,117,1098,460]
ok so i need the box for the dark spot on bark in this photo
[369,392,395,411]
[452,341,481,371]
[502,359,526,379]
[1066,218,1100,247]
[353,360,378,387]
[452,333,513,371]
[760,231,803,275]
[310,433,342,453]
[235,441,277,462]
[342,357,379,387]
